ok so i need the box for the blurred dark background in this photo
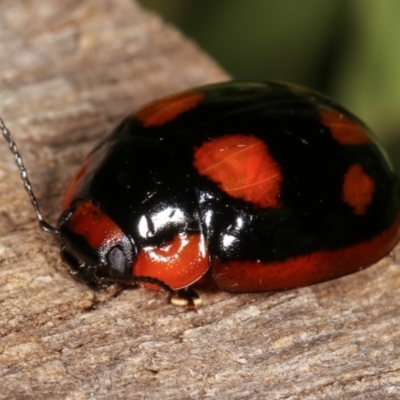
[138,0,400,174]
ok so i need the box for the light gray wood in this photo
[1,1,400,399]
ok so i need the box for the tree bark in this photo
[1,1,400,399]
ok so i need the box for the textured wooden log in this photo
[1,1,400,398]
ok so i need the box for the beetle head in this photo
[58,200,135,288]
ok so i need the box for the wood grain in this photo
[1,1,400,399]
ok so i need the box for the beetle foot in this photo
[170,287,202,308]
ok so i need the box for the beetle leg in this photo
[60,247,110,289]
[170,287,202,308]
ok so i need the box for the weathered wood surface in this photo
[1,1,400,399]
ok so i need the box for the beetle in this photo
[2,81,400,306]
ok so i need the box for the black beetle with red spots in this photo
[2,81,399,305]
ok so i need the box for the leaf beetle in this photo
[2,81,399,306]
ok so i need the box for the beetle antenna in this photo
[0,116,59,235]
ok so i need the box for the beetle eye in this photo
[106,245,127,277]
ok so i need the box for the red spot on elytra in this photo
[193,134,282,208]
[212,218,400,292]
[69,201,123,250]
[342,164,375,216]
[135,233,208,291]
[135,91,204,127]
[320,108,370,145]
